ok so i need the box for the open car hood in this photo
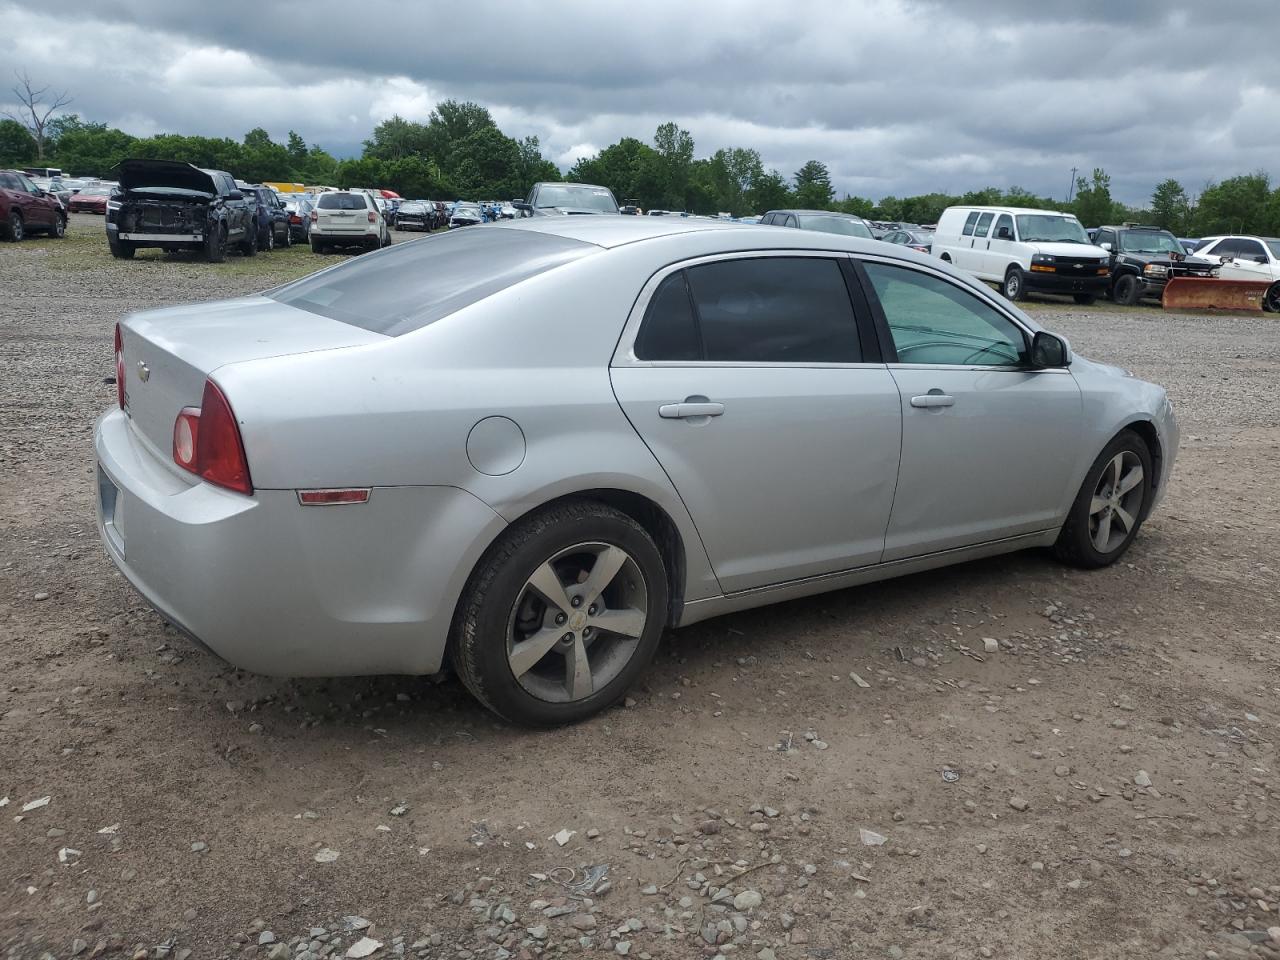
[115,159,216,195]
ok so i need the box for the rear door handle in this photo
[910,394,955,408]
[659,401,725,419]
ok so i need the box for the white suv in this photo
[1191,235,1280,311]
[309,191,389,253]
[932,205,1111,304]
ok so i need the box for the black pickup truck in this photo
[1093,225,1219,305]
[106,159,254,261]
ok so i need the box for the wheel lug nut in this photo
[571,596,582,608]
[555,613,567,626]
[561,633,573,643]
[588,604,597,616]
[582,627,593,639]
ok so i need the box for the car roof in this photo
[950,205,1076,217]
[765,209,864,217]
[486,214,899,252]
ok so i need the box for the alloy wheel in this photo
[1266,283,1280,313]
[9,213,23,241]
[1088,451,1145,553]
[506,542,648,703]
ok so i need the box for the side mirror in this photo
[1255,254,1269,264]
[1099,242,1112,251]
[227,190,244,201]
[1030,331,1071,369]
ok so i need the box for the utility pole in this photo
[1066,167,1078,204]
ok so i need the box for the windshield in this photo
[533,184,618,212]
[1015,214,1090,244]
[1266,239,1280,258]
[317,193,366,210]
[269,228,595,336]
[1119,231,1183,254]
[797,215,874,239]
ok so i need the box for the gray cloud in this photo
[4,0,1278,204]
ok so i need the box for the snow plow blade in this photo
[1162,277,1269,312]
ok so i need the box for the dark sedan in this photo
[281,194,315,243]
[881,228,935,253]
[394,200,434,232]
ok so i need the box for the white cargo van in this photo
[932,205,1111,304]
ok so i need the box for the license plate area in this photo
[98,466,125,555]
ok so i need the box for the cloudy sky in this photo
[5,0,1278,204]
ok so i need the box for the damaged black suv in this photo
[1094,224,1219,305]
[106,159,254,262]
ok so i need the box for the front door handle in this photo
[659,401,725,419]
[910,394,955,409]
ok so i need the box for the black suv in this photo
[238,183,292,251]
[1094,224,1218,305]
[107,160,253,261]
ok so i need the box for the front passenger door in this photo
[858,258,1083,561]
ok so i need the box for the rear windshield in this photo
[268,227,595,336]
[317,193,367,210]
[533,184,617,212]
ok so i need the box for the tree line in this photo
[2,98,1278,236]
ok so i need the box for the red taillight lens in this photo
[367,211,377,223]
[289,213,301,224]
[114,323,125,410]
[170,380,253,495]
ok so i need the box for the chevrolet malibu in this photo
[94,218,1178,726]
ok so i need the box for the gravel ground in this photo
[2,215,1278,960]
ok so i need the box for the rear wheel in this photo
[5,211,23,242]
[205,225,226,263]
[311,238,324,254]
[240,225,258,257]
[1053,430,1153,569]
[1113,273,1141,306]
[262,226,274,252]
[1265,281,1280,313]
[451,501,668,726]
[280,225,292,248]
[1072,293,1096,305]
[1002,265,1027,301]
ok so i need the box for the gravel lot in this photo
[2,214,1278,960]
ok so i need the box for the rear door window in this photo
[683,257,861,363]
[1235,238,1266,261]
[973,212,994,238]
[634,272,701,361]
[961,212,980,236]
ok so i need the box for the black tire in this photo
[450,500,669,726]
[49,215,65,239]
[108,236,135,259]
[311,238,324,254]
[261,225,274,252]
[1113,273,1141,306]
[239,225,258,257]
[1264,281,1280,314]
[1002,266,1027,301]
[5,211,23,242]
[205,225,226,263]
[1072,293,1096,305]
[1053,429,1154,569]
[280,225,292,248]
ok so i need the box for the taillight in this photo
[170,379,253,495]
[114,323,125,410]
[367,211,377,223]
[290,213,301,224]
[309,211,317,223]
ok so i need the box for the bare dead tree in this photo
[3,70,72,161]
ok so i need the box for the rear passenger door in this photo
[610,254,902,593]
[982,213,1017,278]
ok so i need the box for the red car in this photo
[68,185,112,214]
[1,169,66,241]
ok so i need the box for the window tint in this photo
[269,227,595,336]
[1208,238,1241,258]
[0,172,19,189]
[992,214,1014,240]
[317,193,368,210]
[863,261,1027,367]
[634,272,700,361]
[961,211,980,237]
[1095,229,1115,248]
[1234,238,1266,260]
[973,212,994,238]
[684,257,861,363]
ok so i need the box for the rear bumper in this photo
[93,408,507,676]
[1025,271,1109,294]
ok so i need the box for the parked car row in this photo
[1,168,67,241]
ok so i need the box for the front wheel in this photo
[280,225,292,248]
[5,211,23,242]
[1002,266,1027,301]
[1113,273,1141,306]
[451,501,668,726]
[1053,430,1153,569]
[205,225,226,263]
[1072,293,1096,305]
[109,236,135,259]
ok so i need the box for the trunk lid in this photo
[119,296,385,456]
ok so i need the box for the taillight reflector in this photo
[298,489,371,506]
[114,323,125,410]
[309,211,317,222]
[170,380,253,495]
[367,211,377,223]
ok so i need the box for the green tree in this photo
[748,168,791,214]
[50,121,136,177]
[286,131,309,167]
[239,127,293,182]
[1072,168,1115,227]
[0,117,37,165]
[515,136,559,195]
[836,195,875,218]
[653,121,694,209]
[1193,173,1272,235]
[363,115,433,161]
[793,160,834,208]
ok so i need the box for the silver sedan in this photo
[94,217,1178,725]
